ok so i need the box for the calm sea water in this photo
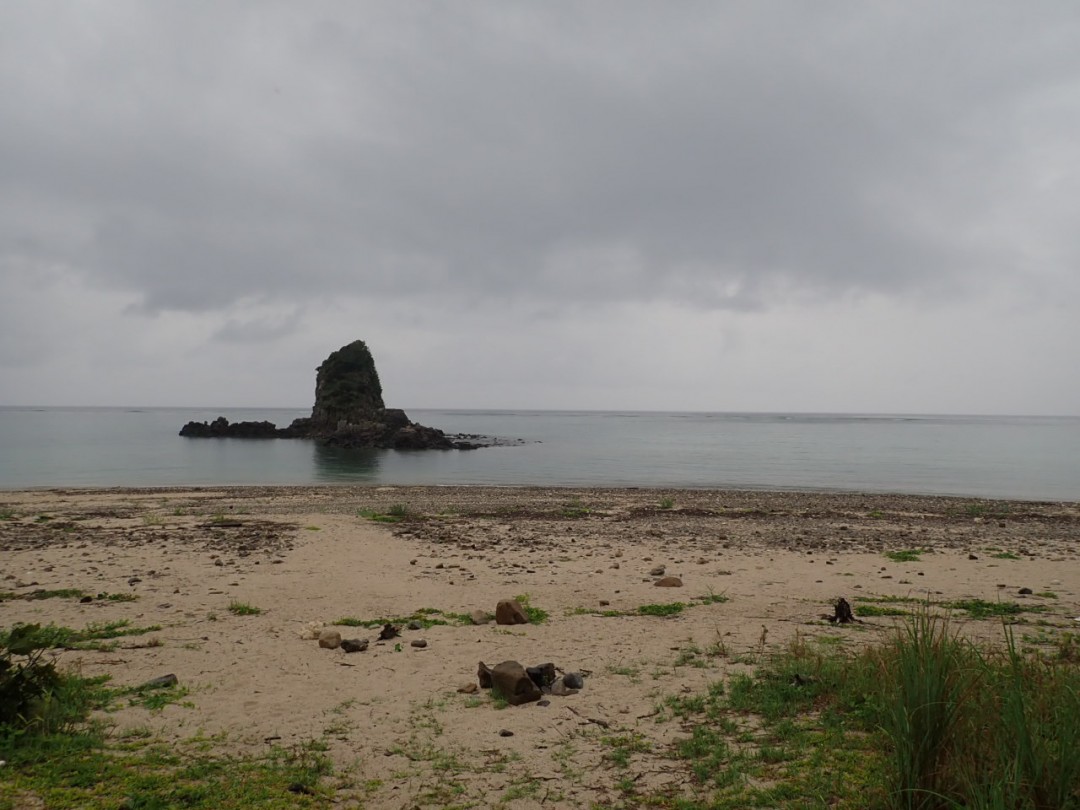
[0,407,1078,501]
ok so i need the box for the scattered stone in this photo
[968,554,979,560]
[407,620,423,630]
[319,630,342,649]
[214,559,225,567]
[469,610,490,625]
[526,663,556,689]
[410,639,428,648]
[1018,587,1033,595]
[458,683,479,694]
[478,661,494,689]
[490,660,542,705]
[79,595,93,603]
[537,699,551,707]
[550,676,579,696]
[341,638,369,653]
[563,672,585,690]
[599,600,610,606]
[378,623,400,640]
[649,565,666,576]
[495,599,529,625]
[300,622,322,640]
[139,673,179,690]
[825,597,858,624]
[499,729,514,737]
[654,576,683,587]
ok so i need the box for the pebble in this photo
[649,565,666,576]
[411,639,428,648]
[654,576,683,588]
[1018,587,1033,595]
[341,638,369,653]
[499,729,514,737]
[318,630,342,650]
[407,620,423,630]
[457,683,478,694]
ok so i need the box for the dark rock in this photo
[649,565,666,576]
[499,729,514,737]
[341,638,369,653]
[478,661,494,689]
[179,340,481,450]
[537,699,551,707]
[410,639,428,648]
[378,623,400,640]
[139,673,179,689]
[79,595,93,603]
[550,676,578,696]
[968,554,979,560]
[495,599,530,625]
[407,620,423,631]
[526,663,556,689]
[563,672,585,690]
[490,660,542,705]
[1018,587,1033,595]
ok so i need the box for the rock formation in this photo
[180,340,480,450]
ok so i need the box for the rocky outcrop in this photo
[179,340,477,450]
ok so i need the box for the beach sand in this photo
[2,486,1078,807]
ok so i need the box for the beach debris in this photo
[526,663,556,689]
[649,565,666,576]
[550,676,579,696]
[139,673,179,690]
[469,609,491,625]
[490,660,542,705]
[410,639,428,648]
[654,576,683,587]
[341,638,369,653]
[824,597,859,624]
[495,599,529,625]
[378,623,400,640]
[318,629,342,649]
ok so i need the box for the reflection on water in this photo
[311,444,382,481]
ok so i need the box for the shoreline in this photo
[2,486,1078,807]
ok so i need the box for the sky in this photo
[1,2,1078,415]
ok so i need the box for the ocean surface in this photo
[0,408,1078,501]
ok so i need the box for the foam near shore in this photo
[2,486,1078,807]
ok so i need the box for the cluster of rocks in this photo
[180,340,489,450]
[472,660,585,706]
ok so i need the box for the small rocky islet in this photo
[179,339,488,450]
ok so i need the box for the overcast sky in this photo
[1,2,1078,415]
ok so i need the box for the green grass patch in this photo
[942,598,1043,620]
[990,551,1021,560]
[334,607,473,629]
[884,549,925,563]
[658,497,676,510]
[638,602,686,617]
[654,613,1080,809]
[227,601,262,616]
[513,594,548,624]
[855,604,911,617]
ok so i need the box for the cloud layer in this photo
[2,2,1078,413]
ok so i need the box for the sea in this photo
[0,407,1078,502]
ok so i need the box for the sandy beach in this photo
[2,486,1078,808]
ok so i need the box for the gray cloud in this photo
[1,1,1078,412]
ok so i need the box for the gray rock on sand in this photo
[341,638,369,653]
[318,629,342,649]
[563,672,585,690]
[649,565,666,576]
[495,599,529,625]
[550,676,579,696]
[654,576,683,587]
[411,639,428,648]
[470,610,491,625]
[490,660,542,705]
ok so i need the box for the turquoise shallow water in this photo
[0,407,1078,500]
